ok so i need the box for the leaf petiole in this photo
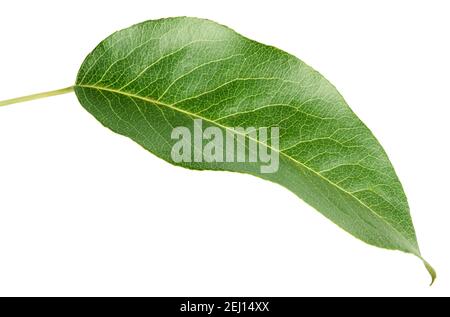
[0,86,74,107]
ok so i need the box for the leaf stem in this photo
[0,86,74,107]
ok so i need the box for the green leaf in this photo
[1,17,434,283]
[74,17,435,283]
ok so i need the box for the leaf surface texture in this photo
[74,17,433,281]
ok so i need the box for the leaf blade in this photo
[75,17,433,281]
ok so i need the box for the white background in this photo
[0,0,448,296]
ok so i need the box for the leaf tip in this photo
[422,259,436,286]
